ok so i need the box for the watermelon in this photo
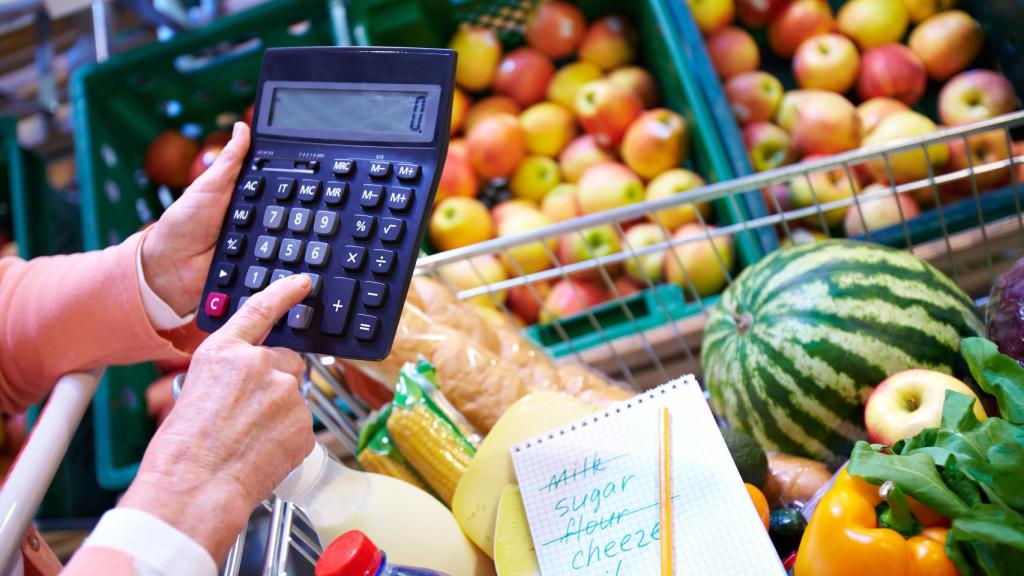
[701,240,983,462]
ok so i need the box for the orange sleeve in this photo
[0,230,205,414]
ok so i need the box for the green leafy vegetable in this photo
[961,337,1024,424]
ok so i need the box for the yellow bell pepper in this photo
[794,469,959,576]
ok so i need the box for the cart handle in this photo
[0,370,102,569]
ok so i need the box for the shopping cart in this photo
[0,111,1020,574]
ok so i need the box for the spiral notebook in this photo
[510,376,786,576]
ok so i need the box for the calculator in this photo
[197,47,456,360]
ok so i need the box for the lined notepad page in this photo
[511,376,785,576]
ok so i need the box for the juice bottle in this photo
[274,443,493,576]
[315,530,448,576]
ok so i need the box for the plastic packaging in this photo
[316,530,448,576]
[355,407,433,496]
[274,443,493,575]
[762,453,835,510]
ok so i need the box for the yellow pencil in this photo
[660,406,673,576]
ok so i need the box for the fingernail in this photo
[294,273,312,287]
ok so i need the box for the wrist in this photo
[140,226,196,317]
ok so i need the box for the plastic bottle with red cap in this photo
[315,530,449,576]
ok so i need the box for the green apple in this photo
[510,155,562,202]
[622,223,667,283]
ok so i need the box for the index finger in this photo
[217,274,312,344]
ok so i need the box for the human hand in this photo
[141,122,250,317]
[120,273,314,561]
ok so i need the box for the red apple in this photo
[908,10,984,82]
[466,114,527,179]
[525,1,587,59]
[761,182,798,213]
[144,130,199,189]
[706,26,759,79]
[578,15,637,71]
[743,121,796,172]
[837,0,909,50]
[857,97,909,134]
[576,161,645,215]
[793,33,860,93]
[465,96,521,133]
[493,47,556,108]
[768,0,835,58]
[187,144,223,184]
[559,135,616,183]
[556,225,622,279]
[790,90,862,156]
[736,0,792,28]
[725,71,784,125]
[688,0,737,34]
[507,280,551,325]
[540,278,610,323]
[491,199,539,229]
[574,79,644,147]
[607,66,659,108]
[242,104,255,126]
[614,277,644,297]
[437,140,479,201]
[865,369,986,445]
[202,130,231,147]
[858,44,928,106]
[620,108,690,180]
[844,184,921,236]
[450,26,503,91]
[939,69,1019,127]
[945,129,1012,195]
[1015,141,1024,183]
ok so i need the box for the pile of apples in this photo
[691,0,1022,238]
[431,2,735,326]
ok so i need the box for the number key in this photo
[271,269,292,283]
[264,205,286,230]
[244,265,269,290]
[305,241,331,267]
[288,208,312,233]
[254,235,278,261]
[280,239,303,264]
[314,210,339,236]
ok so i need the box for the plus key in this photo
[321,277,357,335]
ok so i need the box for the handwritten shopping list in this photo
[511,377,785,576]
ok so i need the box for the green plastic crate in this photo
[69,0,347,490]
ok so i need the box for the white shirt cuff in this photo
[83,508,218,576]
[136,242,195,330]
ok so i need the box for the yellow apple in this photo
[510,155,562,202]
[498,209,557,274]
[546,61,602,110]
[429,197,495,252]
[437,254,508,307]
[664,224,734,297]
[519,102,577,157]
[450,26,503,91]
[644,168,710,231]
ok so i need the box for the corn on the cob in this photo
[387,404,474,505]
[357,449,433,494]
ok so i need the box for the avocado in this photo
[720,427,768,488]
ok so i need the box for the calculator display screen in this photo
[265,84,439,143]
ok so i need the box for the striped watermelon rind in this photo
[701,240,983,463]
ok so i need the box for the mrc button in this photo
[332,159,354,176]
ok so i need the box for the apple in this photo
[743,121,796,172]
[519,102,577,157]
[144,130,199,189]
[578,15,636,71]
[780,227,827,246]
[857,97,909,134]
[506,280,551,325]
[202,130,231,147]
[437,254,509,307]
[837,0,908,50]
[790,91,862,156]
[429,196,495,252]
[945,129,1012,195]
[547,61,603,110]
[556,225,622,279]
[465,96,521,133]
[621,108,690,180]
[577,162,645,215]
[541,183,580,222]
[493,47,556,107]
[187,144,223,184]
[858,44,928,106]
[622,223,668,283]
[865,369,986,445]
[793,33,860,93]
[664,224,734,297]
[688,0,736,34]
[540,278,610,323]
[575,79,644,147]
[498,209,558,274]
[437,140,478,201]
[451,88,470,134]
[644,168,710,230]
[791,157,861,228]
[466,114,527,179]
[1015,141,1024,183]
[737,0,792,27]
[939,69,1019,126]
[559,135,616,183]
[706,26,759,79]
[908,10,983,82]
[863,111,949,183]
[844,184,921,236]
[525,1,587,59]
[614,277,644,297]
[491,199,539,229]
[768,0,835,58]
[725,71,784,125]
[510,155,562,202]
[450,26,503,91]
[607,66,659,108]
[900,0,956,23]
[774,89,810,132]
[762,182,798,213]
[242,104,255,126]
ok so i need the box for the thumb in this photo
[188,122,250,193]
[218,274,311,344]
